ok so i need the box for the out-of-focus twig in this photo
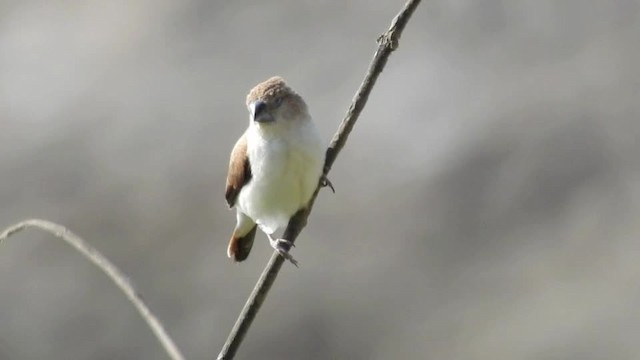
[217,1,423,359]
[0,219,186,360]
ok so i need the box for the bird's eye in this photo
[274,97,284,107]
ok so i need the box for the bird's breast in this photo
[238,127,323,233]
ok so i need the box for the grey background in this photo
[1,0,639,359]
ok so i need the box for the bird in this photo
[225,76,325,265]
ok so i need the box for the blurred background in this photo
[1,0,639,359]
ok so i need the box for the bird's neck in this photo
[250,116,311,142]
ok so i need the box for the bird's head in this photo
[246,76,309,127]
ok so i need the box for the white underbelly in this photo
[237,141,322,234]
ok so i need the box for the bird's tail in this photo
[227,224,258,262]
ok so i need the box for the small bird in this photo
[225,76,325,265]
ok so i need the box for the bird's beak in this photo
[251,100,274,123]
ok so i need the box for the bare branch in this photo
[0,219,186,360]
[217,1,423,359]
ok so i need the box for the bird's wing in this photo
[225,133,252,207]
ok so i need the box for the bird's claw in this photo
[320,175,335,193]
[268,235,299,267]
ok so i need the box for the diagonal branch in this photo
[0,219,186,360]
[217,1,423,359]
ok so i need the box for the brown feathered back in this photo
[225,133,251,207]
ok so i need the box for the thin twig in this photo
[0,219,186,360]
[217,1,423,359]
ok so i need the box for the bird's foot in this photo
[320,174,335,193]
[268,235,298,267]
